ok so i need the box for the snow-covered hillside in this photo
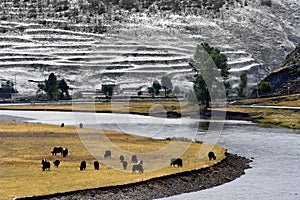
[0,0,299,97]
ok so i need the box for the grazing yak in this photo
[80,161,86,171]
[170,158,183,167]
[119,155,125,162]
[132,163,143,173]
[51,146,63,156]
[53,160,60,167]
[131,155,138,163]
[122,160,128,170]
[61,123,64,127]
[42,159,50,171]
[94,161,100,170]
[79,123,83,128]
[208,151,216,160]
[104,150,111,158]
[62,148,68,157]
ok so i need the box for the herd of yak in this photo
[42,147,217,173]
[41,123,217,173]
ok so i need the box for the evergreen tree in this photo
[152,80,162,96]
[102,85,114,98]
[192,42,230,108]
[38,73,69,101]
[45,73,59,100]
[58,79,70,99]
[1,80,18,94]
[258,81,272,95]
[237,72,247,97]
[161,76,173,97]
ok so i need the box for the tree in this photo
[148,87,154,97]
[173,86,181,96]
[1,80,17,94]
[38,73,70,100]
[152,80,161,96]
[237,72,247,97]
[193,75,210,108]
[192,43,230,108]
[45,73,59,100]
[58,79,70,99]
[102,85,114,98]
[258,81,272,95]
[161,76,173,97]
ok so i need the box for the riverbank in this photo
[0,114,253,200]
[1,94,299,130]
[0,116,228,199]
[17,153,252,200]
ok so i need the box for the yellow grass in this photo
[0,123,225,200]
[215,106,300,129]
[232,94,300,107]
[0,101,199,116]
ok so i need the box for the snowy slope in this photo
[0,0,299,96]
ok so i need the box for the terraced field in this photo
[0,18,283,96]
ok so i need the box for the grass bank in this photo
[0,123,225,200]
[1,94,299,130]
[223,94,300,129]
[0,101,199,116]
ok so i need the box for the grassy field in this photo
[1,94,299,130]
[217,106,300,129]
[230,94,300,107]
[0,123,225,200]
[222,94,300,129]
[0,101,200,116]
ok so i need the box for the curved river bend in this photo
[0,110,299,200]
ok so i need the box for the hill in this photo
[0,0,299,96]
[253,43,300,96]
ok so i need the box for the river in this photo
[0,110,299,200]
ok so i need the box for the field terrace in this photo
[0,18,261,96]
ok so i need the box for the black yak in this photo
[170,158,183,167]
[80,161,86,171]
[104,150,111,158]
[208,151,216,160]
[131,155,138,163]
[122,160,128,170]
[79,123,83,128]
[132,163,143,173]
[94,161,100,170]
[61,123,64,127]
[42,159,50,171]
[62,148,68,157]
[51,146,63,156]
[119,155,125,162]
[53,160,60,167]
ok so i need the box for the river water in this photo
[0,110,299,200]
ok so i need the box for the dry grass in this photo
[0,101,199,116]
[0,123,225,200]
[216,106,300,129]
[232,94,300,107]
